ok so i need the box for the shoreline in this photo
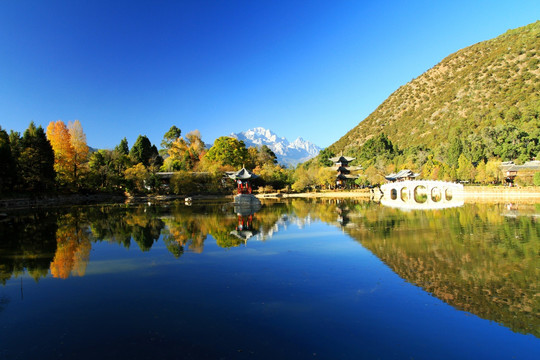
[1,186,540,211]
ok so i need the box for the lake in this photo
[0,199,539,359]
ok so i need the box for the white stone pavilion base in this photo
[234,194,261,206]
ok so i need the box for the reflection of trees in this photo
[0,211,58,284]
[162,202,237,251]
[50,212,92,279]
[338,202,539,338]
[4,199,535,339]
[88,205,164,252]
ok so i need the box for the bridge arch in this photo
[380,180,464,210]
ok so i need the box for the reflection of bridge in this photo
[380,180,464,210]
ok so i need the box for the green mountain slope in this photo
[330,21,540,159]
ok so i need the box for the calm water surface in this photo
[0,199,539,359]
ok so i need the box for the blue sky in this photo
[1,1,539,150]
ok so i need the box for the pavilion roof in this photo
[329,155,356,164]
[337,174,359,180]
[505,161,540,172]
[226,167,259,180]
[385,169,420,181]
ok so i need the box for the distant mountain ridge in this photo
[230,127,321,166]
[329,21,540,158]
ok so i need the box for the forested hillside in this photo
[329,21,540,170]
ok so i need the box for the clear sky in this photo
[1,1,539,150]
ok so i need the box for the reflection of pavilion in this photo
[335,199,350,227]
[381,180,464,210]
[229,204,261,243]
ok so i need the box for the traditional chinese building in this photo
[226,167,259,194]
[384,169,420,182]
[500,160,540,185]
[329,155,362,188]
[226,167,262,206]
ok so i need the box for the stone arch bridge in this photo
[380,180,464,210]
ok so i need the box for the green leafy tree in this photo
[447,138,463,168]
[457,154,476,183]
[130,135,153,166]
[317,148,335,167]
[357,133,397,165]
[203,136,248,168]
[533,172,540,186]
[160,125,181,155]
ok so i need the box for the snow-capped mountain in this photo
[230,127,321,166]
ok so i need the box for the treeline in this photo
[295,126,540,190]
[0,122,294,196]
[3,119,539,197]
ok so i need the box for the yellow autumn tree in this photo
[68,120,89,186]
[46,120,75,186]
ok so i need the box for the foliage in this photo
[326,21,540,183]
[18,122,56,192]
[0,127,16,193]
[130,135,153,166]
[533,172,540,186]
[68,120,89,187]
[457,154,476,183]
[170,170,198,194]
[203,136,248,168]
[46,120,75,186]
[124,163,149,193]
[115,137,129,155]
[161,129,205,172]
[160,125,181,154]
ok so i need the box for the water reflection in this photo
[0,199,538,338]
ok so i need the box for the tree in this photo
[130,135,153,166]
[203,136,248,168]
[47,120,75,186]
[68,120,89,187]
[533,172,540,186]
[115,137,129,155]
[19,122,55,191]
[124,163,149,193]
[485,159,502,184]
[317,148,335,167]
[474,161,488,184]
[447,138,463,168]
[160,125,181,155]
[457,154,476,183]
[258,145,278,166]
[316,167,335,189]
[357,133,397,165]
[292,166,317,192]
[0,127,16,193]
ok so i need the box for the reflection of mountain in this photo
[1,200,537,338]
[340,203,540,338]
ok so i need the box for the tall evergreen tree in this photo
[20,122,55,191]
[0,127,16,193]
[130,135,153,166]
[115,137,129,155]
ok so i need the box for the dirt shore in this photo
[2,186,539,211]
[256,186,540,202]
